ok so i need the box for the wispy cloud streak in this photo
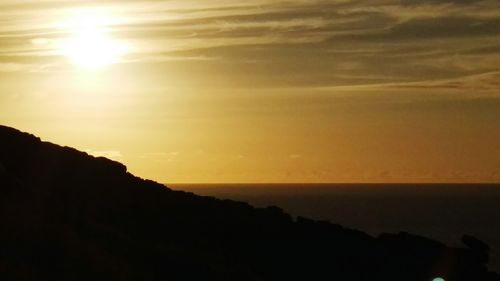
[0,0,499,90]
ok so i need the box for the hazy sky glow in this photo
[1,0,500,183]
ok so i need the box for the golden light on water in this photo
[58,11,128,70]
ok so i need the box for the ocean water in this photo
[170,183,500,272]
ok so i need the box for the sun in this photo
[59,12,127,70]
[63,28,124,69]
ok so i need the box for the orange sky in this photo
[1,0,500,183]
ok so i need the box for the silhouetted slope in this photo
[0,125,498,281]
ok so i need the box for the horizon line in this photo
[166,182,500,185]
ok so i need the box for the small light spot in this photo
[31,38,50,46]
[433,278,445,281]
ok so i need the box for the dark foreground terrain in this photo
[0,125,498,281]
[174,183,500,272]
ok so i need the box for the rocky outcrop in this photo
[0,125,498,281]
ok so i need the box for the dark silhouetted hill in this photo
[0,125,498,281]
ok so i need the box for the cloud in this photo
[336,16,500,42]
[401,0,485,5]
[0,62,30,72]
[320,71,500,94]
[1,0,499,89]
[85,149,123,160]
[388,71,500,91]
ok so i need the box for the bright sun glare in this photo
[60,12,127,70]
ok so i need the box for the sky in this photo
[1,0,500,183]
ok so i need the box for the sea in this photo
[170,183,500,272]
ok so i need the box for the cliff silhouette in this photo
[0,125,498,281]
